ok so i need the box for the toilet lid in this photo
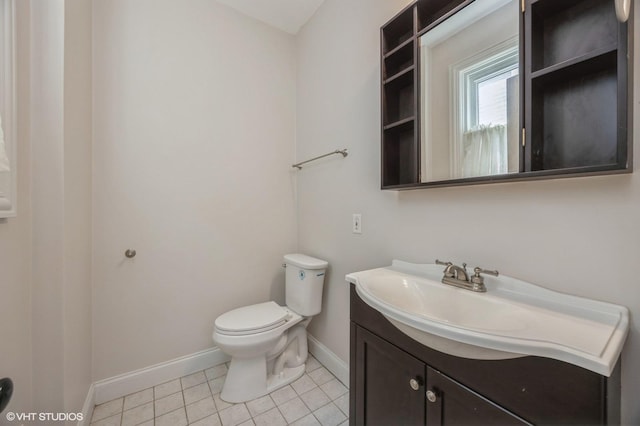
[215,301,289,334]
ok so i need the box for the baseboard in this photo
[78,383,95,426]
[93,347,230,405]
[307,334,349,387]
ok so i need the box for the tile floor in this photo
[90,355,349,426]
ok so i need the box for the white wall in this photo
[30,0,93,414]
[92,0,297,380]
[0,0,32,416]
[296,0,640,424]
[30,0,66,412]
[63,0,93,413]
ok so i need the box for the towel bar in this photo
[292,149,348,170]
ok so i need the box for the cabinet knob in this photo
[426,390,437,403]
[409,378,420,391]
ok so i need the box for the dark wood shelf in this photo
[384,42,414,80]
[531,44,617,79]
[384,38,414,59]
[417,0,472,35]
[383,116,415,132]
[384,65,414,85]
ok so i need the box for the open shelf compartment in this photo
[530,0,618,72]
[382,6,415,54]
[382,68,415,127]
[382,121,419,187]
[384,40,415,80]
[530,66,619,171]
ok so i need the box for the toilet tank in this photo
[284,254,328,316]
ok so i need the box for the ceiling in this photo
[215,0,326,34]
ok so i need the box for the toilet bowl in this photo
[213,254,328,403]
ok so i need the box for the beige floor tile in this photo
[252,407,286,426]
[218,403,251,426]
[121,401,154,426]
[154,391,184,417]
[245,395,275,417]
[92,398,123,422]
[186,397,217,423]
[291,375,317,395]
[90,413,121,426]
[123,388,153,411]
[313,402,346,426]
[155,407,188,426]
[181,371,207,390]
[190,413,223,426]
[205,364,228,380]
[278,396,311,424]
[154,379,182,399]
[270,385,297,405]
[184,382,212,405]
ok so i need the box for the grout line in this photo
[180,377,187,423]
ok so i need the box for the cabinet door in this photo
[354,325,426,425]
[426,367,532,426]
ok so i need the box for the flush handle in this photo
[426,390,437,403]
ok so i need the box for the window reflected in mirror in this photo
[420,0,519,182]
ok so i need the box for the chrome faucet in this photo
[435,260,498,293]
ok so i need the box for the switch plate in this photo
[353,214,362,234]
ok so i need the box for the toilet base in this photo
[267,364,305,394]
[217,320,312,403]
[220,359,305,403]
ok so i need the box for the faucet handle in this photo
[436,259,453,278]
[471,267,499,285]
[474,267,499,277]
[435,260,454,277]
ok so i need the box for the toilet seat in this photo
[215,301,291,336]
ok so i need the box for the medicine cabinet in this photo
[381,0,632,189]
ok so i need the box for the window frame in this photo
[449,36,518,178]
[0,0,16,218]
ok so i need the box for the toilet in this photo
[213,253,328,403]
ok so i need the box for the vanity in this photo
[347,262,628,425]
[381,0,633,189]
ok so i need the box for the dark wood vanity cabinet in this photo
[354,326,427,425]
[350,285,621,425]
[380,0,633,189]
[426,367,530,425]
[353,325,529,425]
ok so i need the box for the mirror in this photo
[419,0,520,183]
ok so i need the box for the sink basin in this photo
[346,261,629,376]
